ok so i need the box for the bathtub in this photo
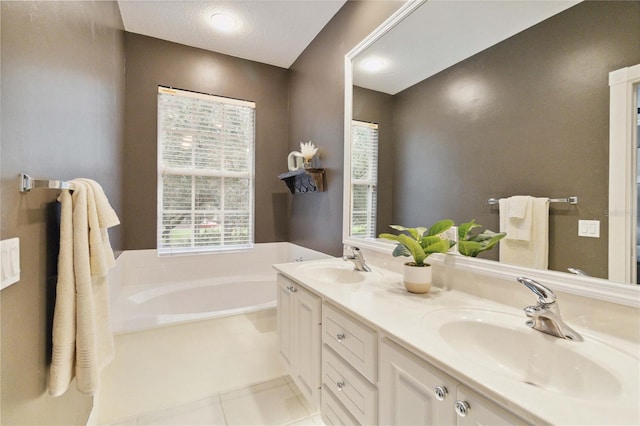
[109,242,331,334]
[98,242,332,423]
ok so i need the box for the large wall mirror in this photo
[343,0,640,303]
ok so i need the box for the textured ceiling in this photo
[117,0,347,68]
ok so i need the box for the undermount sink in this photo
[424,308,638,400]
[298,261,380,284]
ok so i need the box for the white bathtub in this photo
[98,242,332,423]
[109,242,331,334]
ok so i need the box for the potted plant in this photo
[379,219,454,294]
[457,219,506,257]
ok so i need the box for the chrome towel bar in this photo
[487,196,578,205]
[20,173,74,192]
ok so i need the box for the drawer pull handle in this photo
[336,381,346,391]
[434,386,448,401]
[290,286,297,293]
[455,400,470,417]
[336,333,346,342]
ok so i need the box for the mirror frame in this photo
[343,0,639,308]
[608,64,640,283]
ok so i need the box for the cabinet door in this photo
[379,338,457,426]
[455,386,530,426]
[294,284,322,409]
[276,275,295,374]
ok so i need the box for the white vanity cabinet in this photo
[321,302,378,425]
[379,338,530,426]
[455,385,530,426]
[276,269,534,425]
[379,337,456,425]
[276,274,322,410]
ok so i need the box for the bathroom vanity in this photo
[274,258,639,425]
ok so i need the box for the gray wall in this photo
[123,33,290,249]
[1,1,125,424]
[287,0,402,256]
[392,1,640,278]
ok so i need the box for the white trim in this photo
[351,241,639,308]
[432,253,640,308]
[157,86,255,108]
[343,0,426,246]
[161,167,250,179]
[352,119,379,130]
[608,64,640,283]
[344,236,395,255]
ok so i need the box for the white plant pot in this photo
[403,263,432,294]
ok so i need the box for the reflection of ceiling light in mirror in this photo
[360,57,386,73]
[210,13,239,33]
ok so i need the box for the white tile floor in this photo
[97,310,289,423]
[107,377,325,426]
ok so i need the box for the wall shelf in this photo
[278,169,325,194]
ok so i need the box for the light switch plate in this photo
[578,220,600,238]
[1,238,21,290]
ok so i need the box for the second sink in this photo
[424,308,637,400]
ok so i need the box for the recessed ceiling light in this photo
[210,13,238,33]
[360,57,386,73]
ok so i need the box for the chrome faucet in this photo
[567,267,590,276]
[516,276,582,341]
[343,246,371,272]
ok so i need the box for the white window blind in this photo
[351,120,379,239]
[157,86,255,255]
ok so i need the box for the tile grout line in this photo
[217,392,229,426]
[284,379,317,424]
[108,376,305,426]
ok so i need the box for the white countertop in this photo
[273,258,640,426]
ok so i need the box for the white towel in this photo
[507,195,530,219]
[49,179,119,396]
[499,197,549,269]
[505,196,533,241]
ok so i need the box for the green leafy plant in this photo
[379,219,455,266]
[457,219,506,257]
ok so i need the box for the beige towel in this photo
[78,178,119,270]
[49,179,119,396]
[48,190,76,396]
[499,197,549,269]
[505,196,533,241]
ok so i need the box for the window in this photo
[350,120,379,238]
[157,86,255,255]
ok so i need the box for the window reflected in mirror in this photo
[351,120,379,239]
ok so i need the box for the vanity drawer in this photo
[322,302,377,382]
[322,384,359,426]
[322,344,377,426]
